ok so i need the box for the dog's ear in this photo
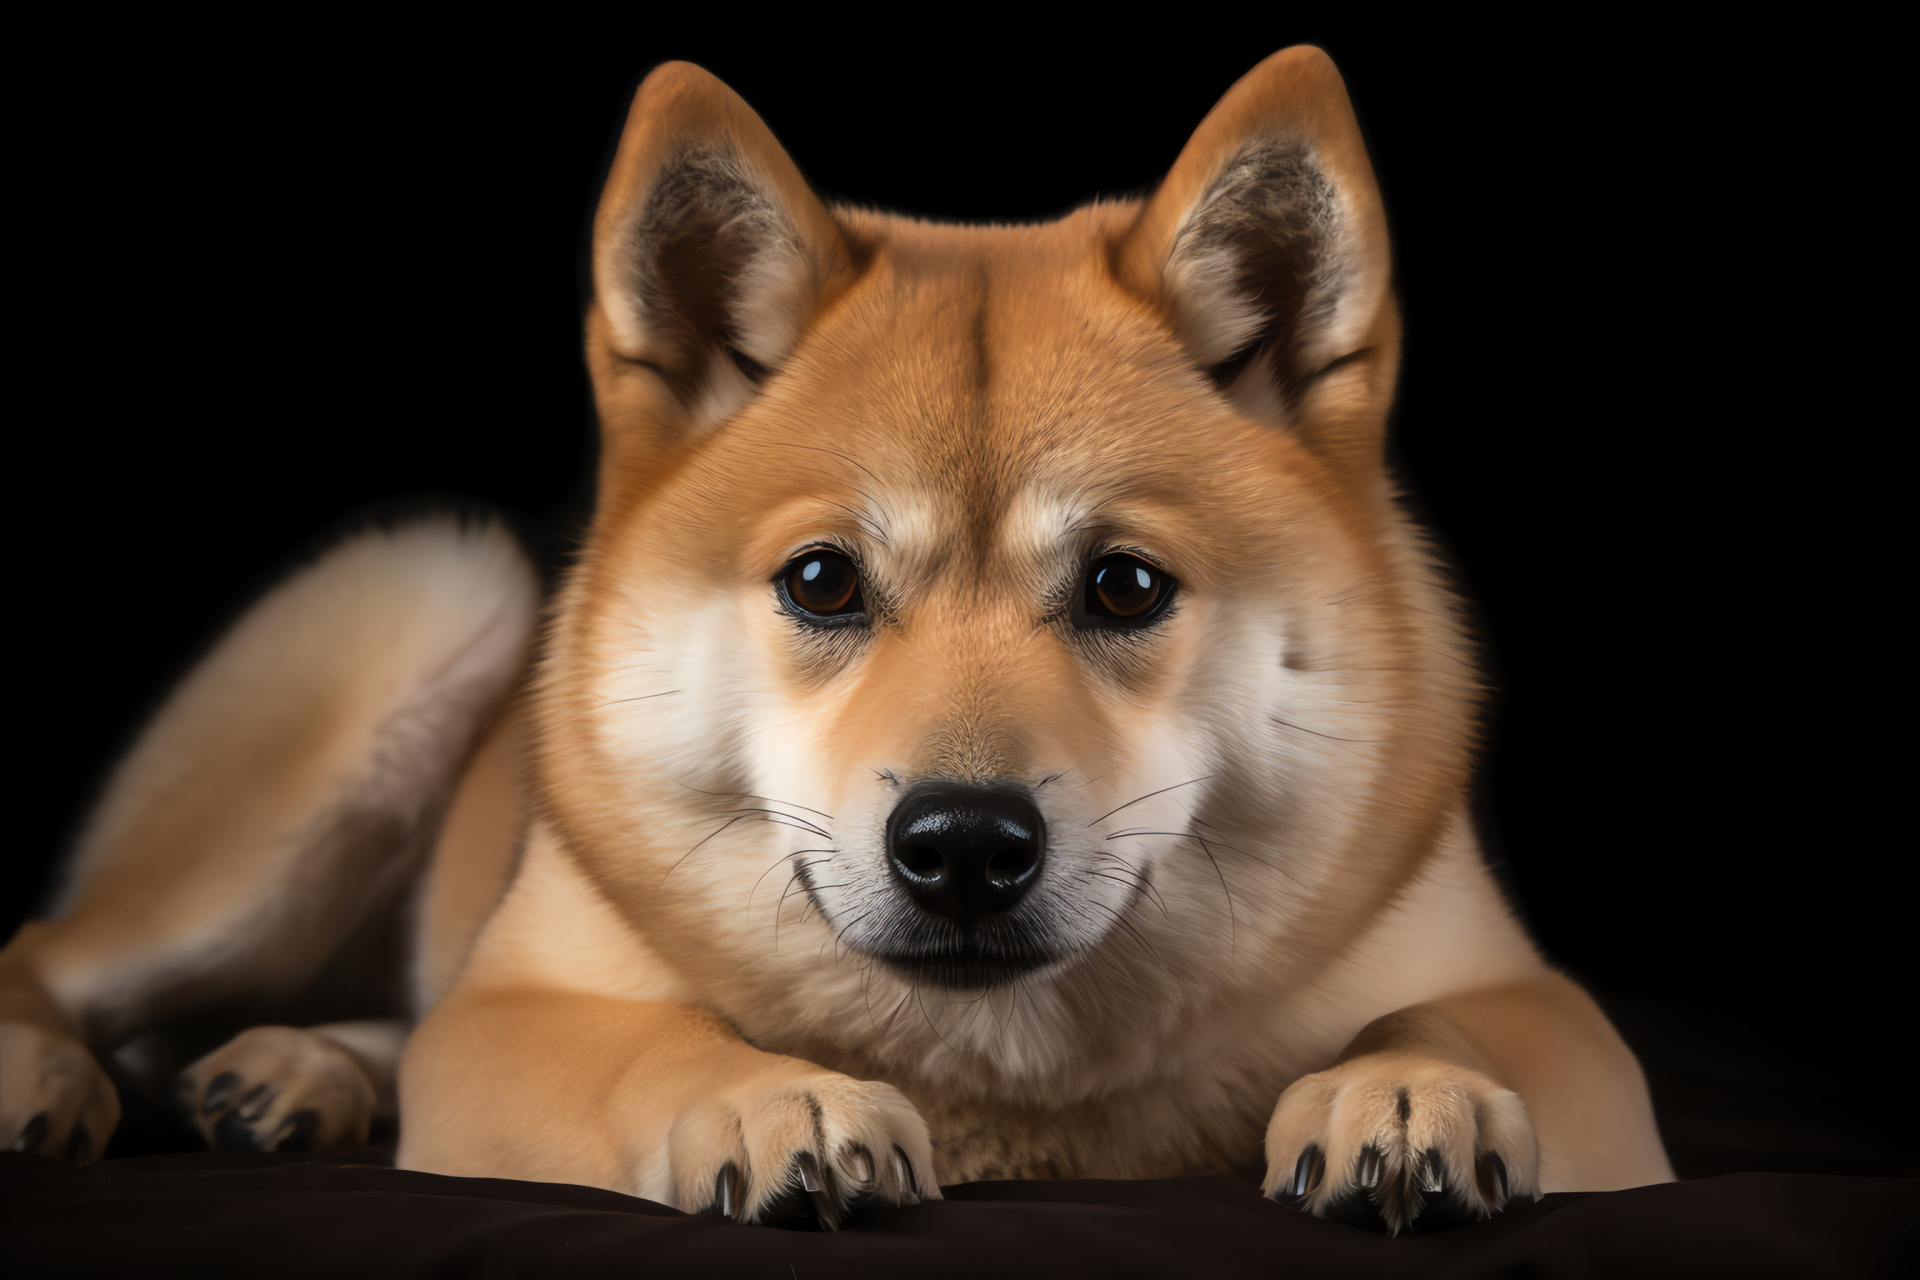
[1116,47,1397,475]
[588,63,858,456]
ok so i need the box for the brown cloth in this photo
[3,1149,1916,1279]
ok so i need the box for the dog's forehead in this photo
[704,215,1295,574]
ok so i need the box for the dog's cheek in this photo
[585,588,758,789]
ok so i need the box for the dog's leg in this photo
[0,517,536,1159]
[408,699,532,1016]
[1,926,118,1160]
[399,821,939,1226]
[1262,972,1673,1233]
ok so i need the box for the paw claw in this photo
[702,1162,742,1219]
[891,1143,920,1200]
[235,1083,276,1121]
[64,1123,91,1164]
[840,1143,875,1190]
[1416,1148,1445,1195]
[10,1112,49,1154]
[201,1071,240,1115]
[1476,1150,1509,1208]
[1279,1143,1324,1202]
[793,1151,839,1230]
[271,1108,321,1152]
[213,1109,259,1149]
[1355,1144,1384,1190]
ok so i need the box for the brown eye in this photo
[780,549,864,620]
[1078,553,1175,628]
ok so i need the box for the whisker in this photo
[1189,829,1237,953]
[1104,827,1255,860]
[775,863,831,950]
[664,812,762,878]
[750,850,836,906]
[596,690,681,708]
[1086,776,1215,828]
[1272,715,1376,744]
[1086,866,1170,921]
[1080,894,1162,968]
[1090,849,1169,912]
[742,811,834,840]
[668,808,831,884]
[677,783,835,821]
[912,980,960,1053]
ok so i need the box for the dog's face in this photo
[537,51,1474,1093]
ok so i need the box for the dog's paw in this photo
[177,1026,375,1151]
[655,1058,938,1229]
[0,1022,120,1162]
[1261,1051,1539,1235]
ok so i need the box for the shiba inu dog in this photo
[0,47,1675,1234]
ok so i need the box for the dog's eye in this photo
[1076,553,1175,628]
[778,549,864,621]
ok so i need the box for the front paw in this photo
[1261,1051,1538,1234]
[656,1059,938,1229]
[0,1022,120,1162]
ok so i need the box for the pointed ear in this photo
[1116,47,1398,473]
[588,63,858,449]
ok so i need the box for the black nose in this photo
[885,784,1046,928]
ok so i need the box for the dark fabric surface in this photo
[5,998,1917,1277]
[3,1150,1915,1278]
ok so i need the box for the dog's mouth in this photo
[865,935,1062,990]
[796,862,1069,989]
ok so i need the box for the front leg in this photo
[396,820,937,1227]
[1263,972,1672,1234]
[399,989,935,1226]
[0,925,118,1161]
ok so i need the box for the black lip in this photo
[796,852,1151,991]
[796,862,1064,989]
[866,947,1058,990]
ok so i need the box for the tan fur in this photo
[1,519,534,1158]
[2,47,1670,1234]
[405,47,1672,1224]
[411,702,532,1012]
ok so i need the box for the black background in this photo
[9,20,1899,1037]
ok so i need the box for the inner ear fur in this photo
[1116,47,1398,469]
[589,62,858,442]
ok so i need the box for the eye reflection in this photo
[781,549,863,619]
[1079,552,1174,627]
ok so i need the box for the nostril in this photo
[986,846,1037,885]
[900,843,945,881]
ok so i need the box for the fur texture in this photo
[0,48,1673,1236]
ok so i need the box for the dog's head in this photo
[538,49,1474,1093]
